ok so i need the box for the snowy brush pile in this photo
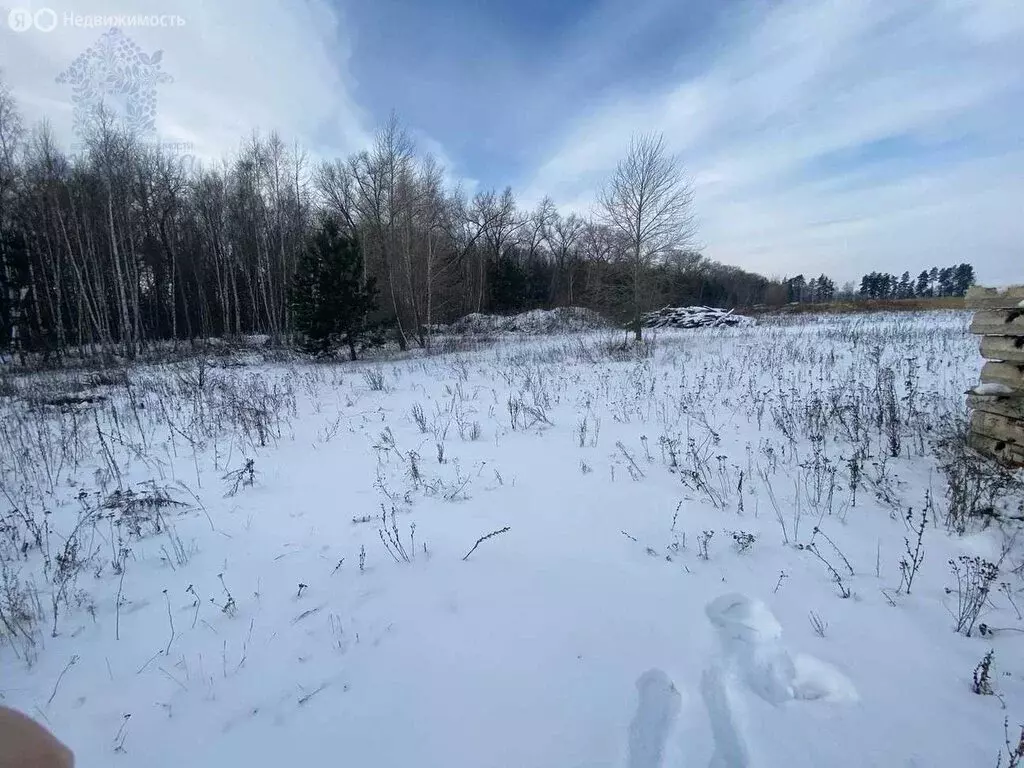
[641,305,755,329]
[444,306,609,335]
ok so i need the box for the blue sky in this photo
[338,0,732,189]
[2,0,1022,284]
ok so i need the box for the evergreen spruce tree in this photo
[953,263,975,296]
[915,270,931,297]
[898,271,912,298]
[938,266,954,296]
[290,218,378,360]
[816,274,835,302]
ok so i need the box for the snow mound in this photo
[238,334,272,348]
[791,654,860,703]
[705,594,783,644]
[701,593,859,767]
[445,307,609,335]
[641,306,755,329]
[704,593,856,706]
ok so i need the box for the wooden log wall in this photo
[966,286,1024,466]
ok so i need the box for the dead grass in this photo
[748,297,965,316]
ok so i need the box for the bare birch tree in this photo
[598,132,697,340]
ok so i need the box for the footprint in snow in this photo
[627,669,682,768]
[700,593,858,768]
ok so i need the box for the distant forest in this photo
[0,75,976,358]
[856,265,975,300]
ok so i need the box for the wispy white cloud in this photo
[0,0,371,159]
[521,0,1024,283]
[2,0,1021,284]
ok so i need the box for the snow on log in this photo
[980,335,1024,364]
[980,361,1024,392]
[968,288,1024,467]
[965,285,1024,310]
[640,306,755,329]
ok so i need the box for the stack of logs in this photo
[966,285,1024,466]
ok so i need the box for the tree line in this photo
[782,274,837,304]
[0,72,978,360]
[857,265,975,300]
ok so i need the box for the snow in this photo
[1,310,1022,768]
[972,382,1015,396]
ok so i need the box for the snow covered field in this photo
[2,311,1023,767]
